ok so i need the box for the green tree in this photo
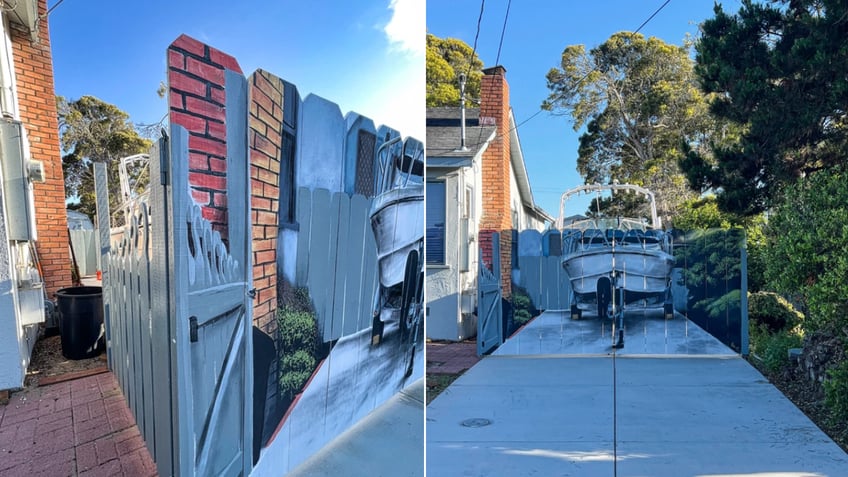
[543,32,713,223]
[684,0,848,215]
[426,34,483,107]
[59,96,152,224]
[764,166,848,333]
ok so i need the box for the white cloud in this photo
[383,0,424,56]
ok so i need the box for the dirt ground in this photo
[749,357,848,454]
[24,330,107,388]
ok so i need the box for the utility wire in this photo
[46,0,65,17]
[494,0,512,66]
[465,0,486,80]
[505,0,674,138]
[634,0,672,35]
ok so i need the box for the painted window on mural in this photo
[280,130,296,224]
[426,180,446,264]
[354,130,376,196]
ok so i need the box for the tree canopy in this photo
[684,0,848,215]
[59,95,152,223]
[426,34,483,107]
[543,32,709,222]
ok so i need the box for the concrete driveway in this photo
[426,311,848,476]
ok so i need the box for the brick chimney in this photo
[478,65,512,298]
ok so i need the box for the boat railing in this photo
[562,226,672,254]
[374,137,424,196]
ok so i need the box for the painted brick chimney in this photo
[478,65,512,298]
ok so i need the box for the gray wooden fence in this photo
[69,230,99,276]
[95,143,176,475]
[294,187,379,343]
[515,229,571,310]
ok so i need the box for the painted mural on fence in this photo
[509,227,747,352]
[166,35,423,475]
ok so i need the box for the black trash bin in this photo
[56,286,104,360]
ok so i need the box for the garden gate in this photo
[99,121,254,476]
[477,232,503,355]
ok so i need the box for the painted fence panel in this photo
[69,229,98,276]
[517,254,571,311]
[295,187,379,342]
[98,139,176,476]
[100,35,422,477]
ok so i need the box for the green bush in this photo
[758,328,804,374]
[513,292,531,311]
[824,360,848,426]
[282,349,316,374]
[280,371,313,399]
[748,292,803,333]
[513,309,532,326]
[276,289,320,400]
[277,307,318,355]
[764,167,848,333]
[510,286,538,328]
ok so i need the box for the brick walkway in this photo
[0,372,157,477]
[426,341,480,375]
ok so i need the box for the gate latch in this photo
[247,288,257,299]
[189,316,198,343]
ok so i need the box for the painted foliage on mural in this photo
[166,35,423,475]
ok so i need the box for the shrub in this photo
[748,292,803,333]
[514,309,532,326]
[759,327,804,374]
[278,279,313,313]
[276,287,320,400]
[277,307,318,355]
[280,371,313,399]
[824,360,848,426]
[764,167,848,333]
[282,349,316,374]
[510,286,538,329]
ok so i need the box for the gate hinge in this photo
[189,316,198,343]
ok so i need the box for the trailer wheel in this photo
[399,249,419,338]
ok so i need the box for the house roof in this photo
[426,107,495,164]
[426,106,553,224]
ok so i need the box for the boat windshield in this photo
[375,137,424,195]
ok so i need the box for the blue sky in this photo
[49,0,424,139]
[427,0,741,220]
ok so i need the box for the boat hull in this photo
[563,246,674,302]
[370,185,424,289]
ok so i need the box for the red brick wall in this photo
[167,34,242,243]
[10,0,71,297]
[169,36,280,330]
[478,66,512,297]
[248,70,283,333]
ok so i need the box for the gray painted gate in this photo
[99,123,253,476]
[477,233,502,356]
[169,117,254,476]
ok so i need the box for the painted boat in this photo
[369,137,424,289]
[558,184,674,312]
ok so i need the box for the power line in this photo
[465,0,486,80]
[634,0,672,35]
[46,0,66,17]
[494,0,512,66]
